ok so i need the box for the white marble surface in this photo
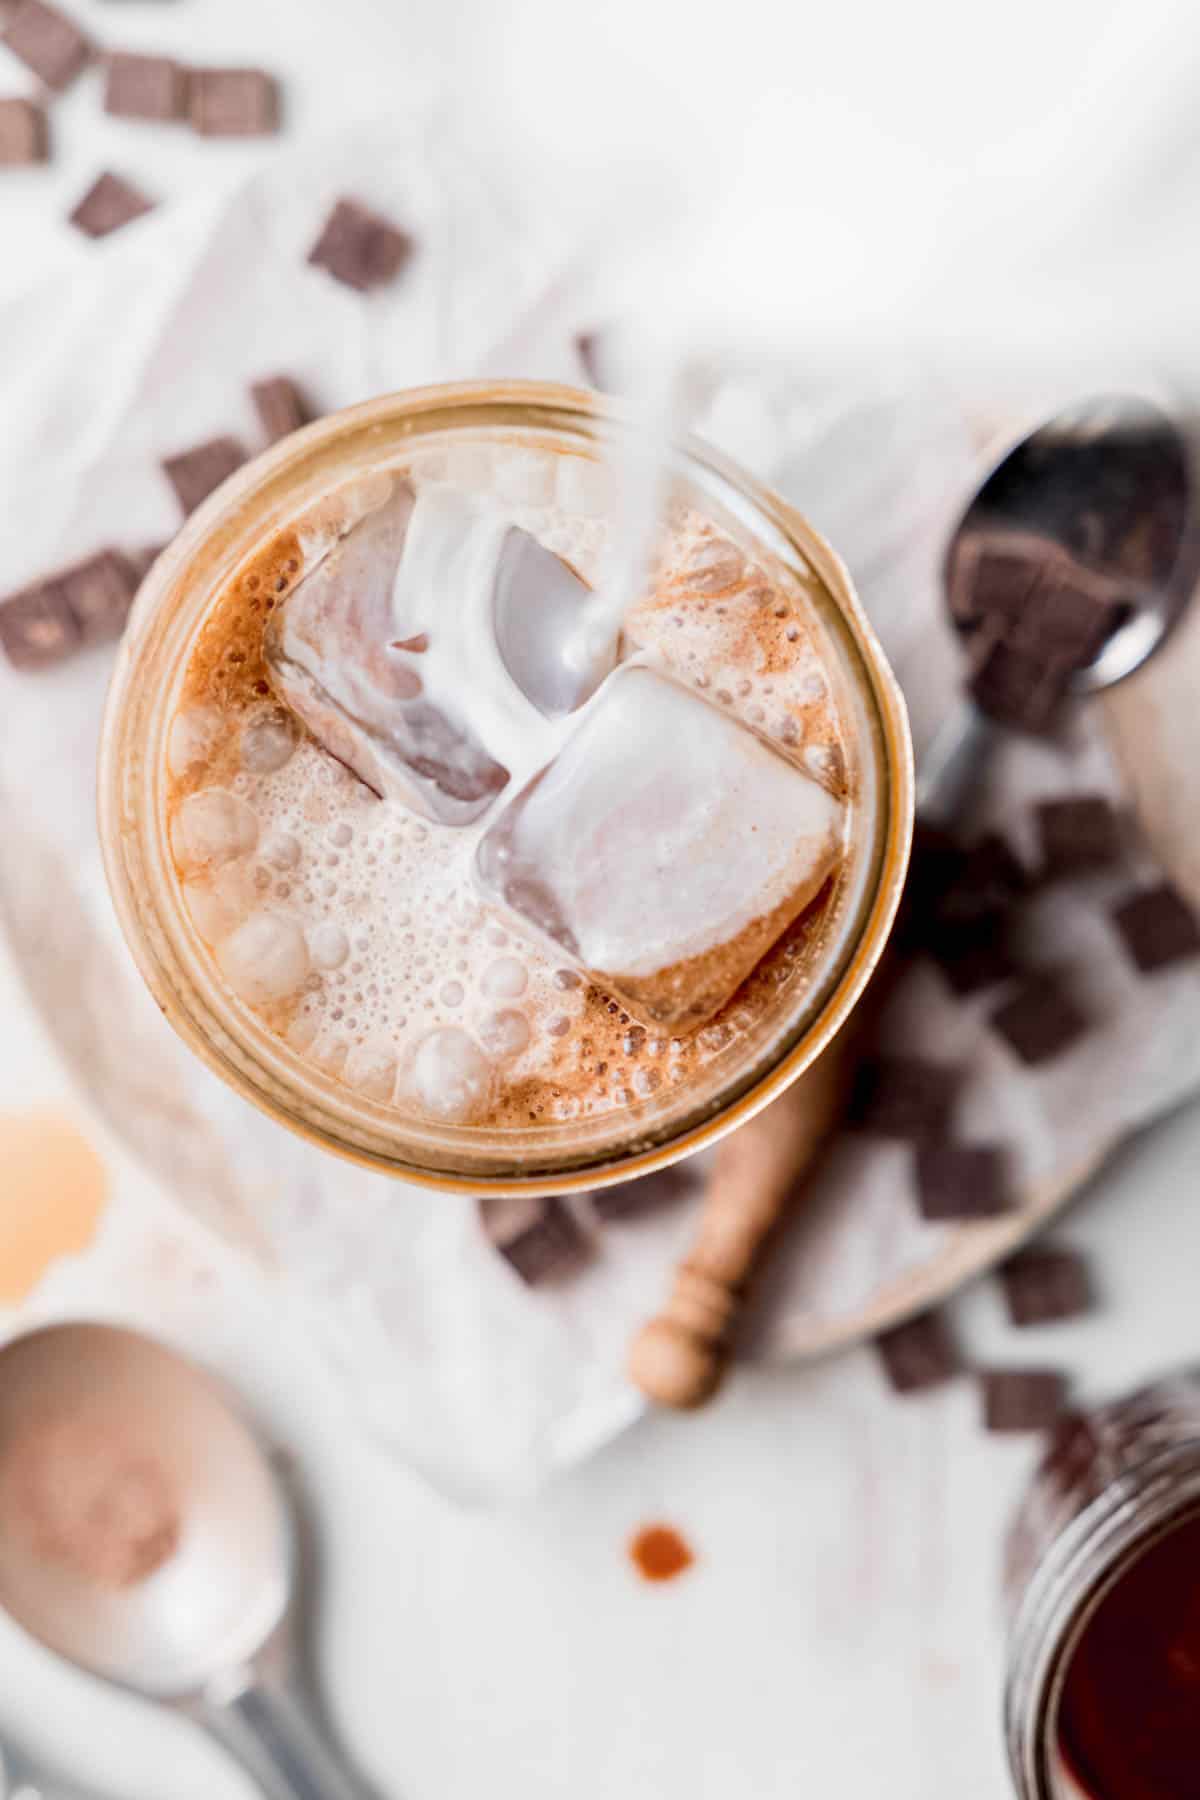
[5,5,1200,1797]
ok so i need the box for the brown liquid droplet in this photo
[0,1110,107,1303]
[629,1523,695,1583]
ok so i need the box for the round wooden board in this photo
[753,588,1200,1365]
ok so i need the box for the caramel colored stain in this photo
[0,1110,107,1303]
[629,1523,695,1583]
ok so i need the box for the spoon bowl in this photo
[0,1323,368,1800]
[950,394,1194,691]
[921,393,1196,823]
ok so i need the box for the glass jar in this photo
[1005,1370,1200,1799]
[99,380,912,1195]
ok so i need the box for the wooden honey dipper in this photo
[627,1018,864,1409]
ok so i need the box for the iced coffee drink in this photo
[100,384,911,1189]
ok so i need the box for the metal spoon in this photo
[917,394,1196,825]
[0,1323,372,1800]
[0,1732,115,1800]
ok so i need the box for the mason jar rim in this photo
[98,379,913,1195]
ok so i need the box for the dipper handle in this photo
[627,1031,856,1409]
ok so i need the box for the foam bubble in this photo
[172,789,259,871]
[217,912,310,1003]
[404,1027,492,1122]
[479,1008,531,1059]
[308,922,349,970]
[263,831,301,870]
[241,709,298,773]
[481,956,527,999]
[343,1040,397,1100]
[168,706,221,778]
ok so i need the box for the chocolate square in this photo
[989,977,1088,1066]
[952,543,1037,628]
[849,1056,960,1141]
[937,832,1027,924]
[0,95,48,164]
[69,171,155,238]
[1111,884,1200,973]
[1010,567,1128,668]
[0,580,80,670]
[1036,794,1122,880]
[968,636,1071,736]
[1000,1246,1092,1327]
[875,1311,962,1394]
[981,1368,1067,1433]
[162,436,247,516]
[898,823,966,945]
[930,915,1018,996]
[915,1142,1011,1221]
[591,1164,695,1222]
[189,67,279,136]
[251,375,310,445]
[60,549,139,643]
[104,51,187,121]
[2,0,90,90]
[479,1196,588,1285]
[308,197,413,293]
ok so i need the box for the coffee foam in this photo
[166,436,858,1130]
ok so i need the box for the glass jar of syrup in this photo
[1005,1370,1200,1799]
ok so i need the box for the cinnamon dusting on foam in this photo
[164,440,857,1130]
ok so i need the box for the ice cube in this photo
[476,668,846,1029]
[265,479,509,826]
[492,526,609,717]
[265,477,605,827]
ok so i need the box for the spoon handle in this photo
[195,1674,374,1800]
[2,1742,120,1800]
[916,698,996,827]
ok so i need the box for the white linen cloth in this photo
[3,115,1200,1501]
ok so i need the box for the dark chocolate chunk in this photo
[479,1196,588,1285]
[989,976,1088,1066]
[189,67,279,136]
[968,635,1071,736]
[937,832,1026,924]
[69,171,155,238]
[981,1367,1067,1433]
[1036,794,1122,880]
[849,1056,959,1141]
[1010,567,1129,667]
[104,51,187,121]
[915,1142,1011,1221]
[0,579,80,670]
[948,540,1037,629]
[930,915,1018,996]
[897,822,965,946]
[60,549,139,643]
[2,0,90,89]
[1111,883,1200,973]
[591,1164,695,1222]
[875,1310,963,1394]
[0,95,48,164]
[1000,1246,1093,1327]
[308,196,413,293]
[251,375,310,444]
[162,436,247,516]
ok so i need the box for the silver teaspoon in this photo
[917,394,1196,826]
[0,1323,375,1800]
